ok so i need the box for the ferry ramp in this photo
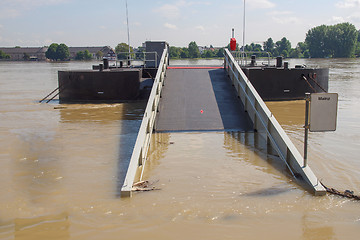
[155,67,253,132]
[120,47,326,197]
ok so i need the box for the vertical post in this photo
[125,0,131,56]
[242,0,246,65]
[242,0,246,50]
[155,53,158,68]
[304,93,310,167]
[143,52,146,67]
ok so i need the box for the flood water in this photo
[0,59,359,239]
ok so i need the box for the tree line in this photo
[45,43,104,61]
[43,22,360,61]
[169,41,224,59]
[170,22,360,59]
[305,22,359,58]
[263,22,359,58]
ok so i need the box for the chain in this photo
[302,75,316,92]
[308,74,328,93]
[321,182,360,201]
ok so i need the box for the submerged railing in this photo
[121,47,168,197]
[224,48,326,196]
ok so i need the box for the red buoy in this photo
[230,38,236,51]
[230,28,236,51]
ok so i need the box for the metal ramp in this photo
[120,47,326,197]
[155,67,253,132]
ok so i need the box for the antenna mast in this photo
[241,0,246,64]
[242,0,246,50]
[125,0,131,56]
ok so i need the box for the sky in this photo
[1,0,360,49]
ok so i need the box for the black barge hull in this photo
[58,69,141,102]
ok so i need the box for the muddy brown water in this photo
[0,59,359,239]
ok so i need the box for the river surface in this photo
[0,59,359,239]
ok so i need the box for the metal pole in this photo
[125,0,131,63]
[242,0,246,65]
[304,93,310,167]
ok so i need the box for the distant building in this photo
[68,46,115,60]
[0,47,48,61]
[0,46,116,61]
[198,46,217,54]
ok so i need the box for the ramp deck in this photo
[155,67,253,132]
[121,48,326,197]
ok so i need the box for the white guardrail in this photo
[121,47,168,197]
[224,49,326,196]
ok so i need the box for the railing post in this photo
[304,93,311,167]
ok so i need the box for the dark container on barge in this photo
[240,56,329,101]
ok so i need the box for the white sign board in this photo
[310,93,338,132]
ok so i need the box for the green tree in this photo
[96,51,103,60]
[83,50,92,60]
[188,41,200,58]
[216,48,224,57]
[305,24,329,58]
[303,49,310,58]
[0,50,10,59]
[275,37,291,57]
[169,46,181,58]
[56,43,70,61]
[328,22,358,57]
[46,43,59,60]
[306,23,358,58]
[356,30,360,57]
[202,49,215,58]
[288,42,308,58]
[115,43,133,59]
[263,38,275,55]
[76,50,92,60]
[180,47,189,58]
[75,51,85,60]
[252,43,263,51]
[289,48,300,58]
[297,42,308,54]
[281,50,289,58]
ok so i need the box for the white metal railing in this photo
[224,48,326,196]
[120,47,168,197]
[232,51,272,67]
[116,51,159,68]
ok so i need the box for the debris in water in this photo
[54,106,67,109]
[132,180,160,192]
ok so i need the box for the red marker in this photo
[200,109,204,114]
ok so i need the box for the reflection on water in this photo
[58,103,145,123]
[0,212,69,240]
[1,59,360,239]
[14,212,69,240]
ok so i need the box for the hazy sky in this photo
[1,0,360,48]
